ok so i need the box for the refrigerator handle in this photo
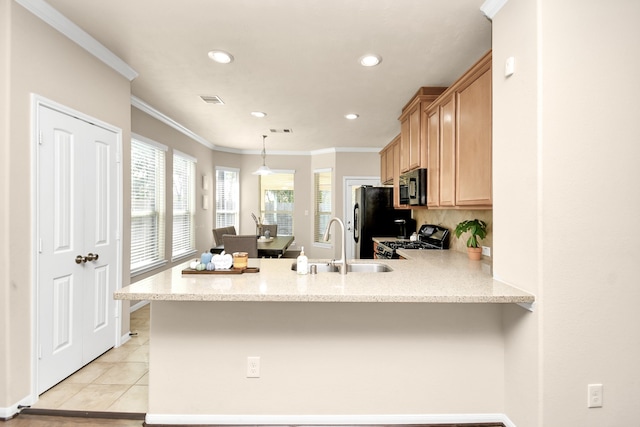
[353,203,359,243]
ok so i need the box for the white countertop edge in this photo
[114,252,535,305]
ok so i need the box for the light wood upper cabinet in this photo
[421,50,492,209]
[399,118,410,173]
[380,134,398,185]
[455,62,492,206]
[398,87,446,174]
[408,105,421,171]
[425,106,440,207]
[439,94,456,207]
[392,138,403,208]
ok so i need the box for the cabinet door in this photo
[386,138,396,183]
[380,149,387,184]
[425,106,440,207]
[400,117,410,173]
[439,95,456,207]
[456,67,492,206]
[408,106,421,170]
[392,139,403,208]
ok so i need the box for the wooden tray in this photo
[182,267,260,275]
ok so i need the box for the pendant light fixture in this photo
[253,135,273,175]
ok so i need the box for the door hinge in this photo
[38,131,44,145]
[115,152,121,163]
[38,238,43,253]
[38,345,42,360]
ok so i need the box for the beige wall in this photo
[1,0,131,409]
[494,0,640,425]
[0,0,10,410]
[151,301,505,416]
[492,1,540,425]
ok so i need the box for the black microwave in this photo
[399,168,427,206]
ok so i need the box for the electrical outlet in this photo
[588,384,603,408]
[247,356,260,378]
[482,246,491,257]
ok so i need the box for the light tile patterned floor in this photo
[34,304,150,413]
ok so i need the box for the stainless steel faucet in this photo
[323,217,347,275]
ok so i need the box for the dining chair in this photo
[223,234,258,258]
[261,224,278,237]
[212,226,236,246]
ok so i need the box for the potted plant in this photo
[454,219,487,260]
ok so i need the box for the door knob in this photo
[85,253,99,262]
[75,255,87,264]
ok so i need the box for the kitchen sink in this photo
[291,262,392,273]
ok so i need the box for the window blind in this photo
[130,139,166,272]
[314,169,332,243]
[216,167,239,229]
[172,152,196,259]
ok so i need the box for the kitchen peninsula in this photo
[115,252,533,426]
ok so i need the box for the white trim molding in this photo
[0,395,33,420]
[15,0,137,81]
[481,0,509,20]
[145,413,516,426]
[131,96,217,151]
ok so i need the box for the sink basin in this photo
[291,262,392,273]
[347,263,393,273]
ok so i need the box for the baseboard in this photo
[0,395,33,421]
[145,413,515,426]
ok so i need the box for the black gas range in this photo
[375,224,449,259]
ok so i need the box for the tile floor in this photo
[33,304,150,413]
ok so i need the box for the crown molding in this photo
[131,95,218,151]
[480,0,509,20]
[15,0,138,81]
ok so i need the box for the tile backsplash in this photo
[412,209,493,255]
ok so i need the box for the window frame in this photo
[259,170,295,236]
[130,134,167,276]
[215,166,240,231]
[171,150,197,261]
[313,168,333,246]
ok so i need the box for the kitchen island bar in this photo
[115,252,533,426]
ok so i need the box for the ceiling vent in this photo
[269,129,293,133]
[200,95,225,105]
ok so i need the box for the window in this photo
[314,169,332,243]
[260,172,294,236]
[172,150,196,259]
[130,137,166,274]
[215,167,239,230]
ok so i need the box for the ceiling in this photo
[44,0,492,153]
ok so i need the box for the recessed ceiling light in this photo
[359,54,382,67]
[207,50,234,64]
[251,111,267,118]
[345,113,359,120]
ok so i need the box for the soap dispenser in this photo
[296,246,308,275]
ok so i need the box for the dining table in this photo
[210,235,295,258]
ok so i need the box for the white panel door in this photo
[37,106,118,393]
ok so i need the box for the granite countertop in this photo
[115,250,534,304]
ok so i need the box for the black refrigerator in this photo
[353,186,413,259]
